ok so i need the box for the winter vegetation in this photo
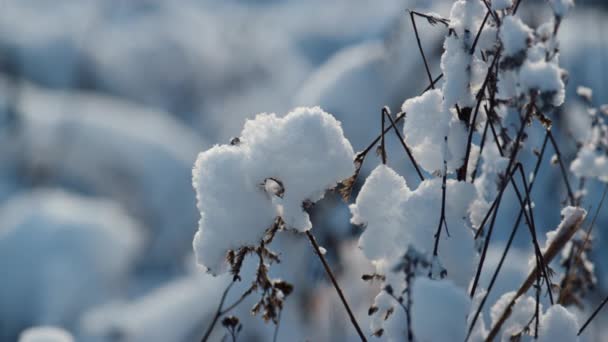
[2,0,608,341]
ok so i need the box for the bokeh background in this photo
[1,0,607,341]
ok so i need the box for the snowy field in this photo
[1,0,608,341]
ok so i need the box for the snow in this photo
[549,0,575,18]
[401,89,469,174]
[471,144,509,228]
[500,16,533,57]
[538,305,580,342]
[441,0,488,109]
[193,107,355,274]
[490,292,538,340]
[18,327,74,342]
[350,165,477,287]
[577,85,593,101]
[519,59,566,107]
[571,146,608,182]
[542,206,587,253]
[411,277,471,342]
[81,270,230,342]
[0,190,142,337]
[5,79,204,266]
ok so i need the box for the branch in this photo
[305,231,367,341]
[486,209,586,341]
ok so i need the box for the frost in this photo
[350,165,476,287]
[500,16,533,57]
[18,327,73,342]
[401,89,469,174]
[193,107,355,274]
[411,278,471,342]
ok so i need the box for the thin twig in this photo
[486,209,586,341]
[380,107,387,164]
[578,294,608,336]
[547,130,576,205]
[409,10,436,89]
[382,109,425,181]
[465,130,549,341]
[470,108,532,298]
[273,309,282,342]
[305,231,367,341]
[201,280,236,342]
[433,137,449,257]
[559,183,608,304]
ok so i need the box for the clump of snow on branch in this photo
[537,305,580,342]
[193,107,354,274]
[18,327,74,342]
[410,277,471,342]
[350,165,476,287]
[500,16,533,58]
[441,0,487,110]
[541,206,587,253]
[401,89,468,174]
[570,92,608,182]
[548,0,575,18]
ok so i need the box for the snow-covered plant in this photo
[192,1,608,341]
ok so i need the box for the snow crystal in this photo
[350,165,477,287]
[401,89,469,174]
[500,16,533,57]
[411,278,471,342]
[18,327,73,342]
[193,107,355,274]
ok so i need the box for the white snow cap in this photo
[18,327,74,342]
[570,145,608,182]
[350,165,476,287]
[548,0,575,18]
[411,278,471,342]
[542,206,587,253]
[538,305,579,342]
[401,89,469,174]
[576,86,593,101]
[193,107,355,274]
[519,59,566,107]
[441,0,488,109]
[500,16,533,57]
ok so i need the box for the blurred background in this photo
[0,0,607,341]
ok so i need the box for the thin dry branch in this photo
[485,209,587,341]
